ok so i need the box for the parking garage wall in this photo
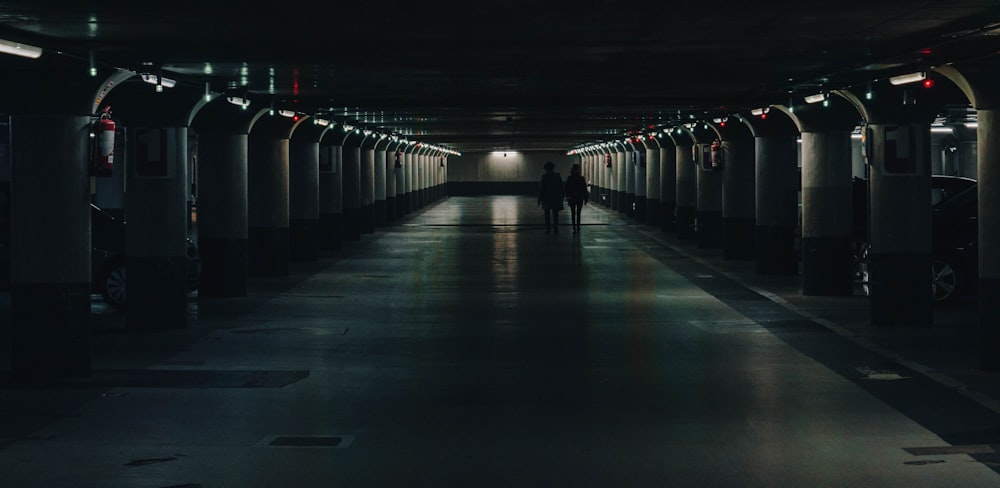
[447,151,573,195]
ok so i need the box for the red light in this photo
[923,78,935,89]
[760,113,767,120]
[293,115,299,121]
[720,121,726,127]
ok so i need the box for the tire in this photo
[101,258,127,309]
[931,256,962,303]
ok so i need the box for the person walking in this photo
[565,163,588,234]
[537,161,565,234]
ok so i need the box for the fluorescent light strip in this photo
[140,73,176,88]
[889,71,926,86]
[0,38,42,59]
[804,93,828,104]
[226,96,250,108]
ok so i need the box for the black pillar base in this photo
[661,201,676,232]
[676,206,696,239]
[386,197,396,222]
[374,201,387,227]
[396,196,406,218]
[802,236,854,296]
[869,252,932,326]
[697,211,723,248]
[343,208,362,241]
[320,213,343,252]
[756,226,798,275]
[646,198,660,227]
[199,238,248,297]
[128,256,189,330]
[634,196,646,221]
[980,278,1000,371]
[290,219,320,261]
[723,217,756,260]
[360,205,375,234]
[610,190,619,211]
[624,194,634,216]
[249,227,290,276]
[10,283,90,380]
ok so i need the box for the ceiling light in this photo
[804,92,828,104]
[889,71,926,86]
[140,73,176,88]
[278,110,295,118]
[750,107,770,116]
[930,126,953,133]
[0,38,42,59]
[342,124,355,132]
[314,118,330,126]
[965,122,978,129]
[226,96,250,109]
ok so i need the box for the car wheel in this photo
[101,258,127,309]
[931,256,962,303]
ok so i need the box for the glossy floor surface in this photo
[2,196,1000,487]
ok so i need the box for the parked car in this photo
[1,187,200,308]
[854,175,978,303]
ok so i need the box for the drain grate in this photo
[258,435,353,448]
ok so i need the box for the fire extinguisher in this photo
[395,150,403,168]
[91,106,115,177]
[710,139,724,170]
[605,154,612,168]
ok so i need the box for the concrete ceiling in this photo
[1,1,999,151]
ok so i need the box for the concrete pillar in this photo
[755,135,799,275]
[625,147,637,218]
[342,141,362,240]
[611,150,628,213]
[198,132,249,294]
[385,145,399,222]
[634,144,647,220]
[801,131,854,295]
[722,135,755,260]
[248,120,291,276]
[373,142,387,227]
[404,148,414,214]
[676,143,697,239]
[9,114,91,378]
[126,127,191,328]
[289,125,322,261]
[361,142,376,234]
[867,123,932,326]
[418,151,427,208]
[605,151,614,207]
[696,143,724,249]
[395,146,406,217]
[660,145,676,232]
[979,109,1000,370]
[319,136,343,252]
[646,145,661,226]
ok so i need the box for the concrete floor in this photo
[2,195,1000,487]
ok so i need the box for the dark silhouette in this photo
[565,164,588,234]
[537,161,565,234]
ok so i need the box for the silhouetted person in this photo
[565,163,588,234]
[537,161,564,234]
